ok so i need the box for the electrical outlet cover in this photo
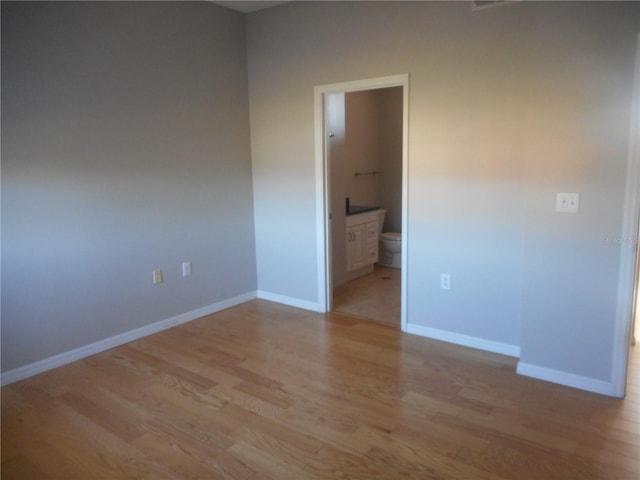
[153,269,163,284]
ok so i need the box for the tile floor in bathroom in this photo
[332,265,401,326]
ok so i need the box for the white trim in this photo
[406,323,617,396]
[314,74,410,328]
[314,84,329,313]
[517,362,615,397]
[471,0,519,11]
[400,78,410,333]
[406,323,521,358]
[611,33,640,397]
[256,290,324,313]
[0,292,257,386]
[317,74,409,96]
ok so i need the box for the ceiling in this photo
[212,1,290,13]
[213,1,508,14]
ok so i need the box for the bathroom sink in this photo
[347,205,379,216]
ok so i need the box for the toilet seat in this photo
[381,232,401,241]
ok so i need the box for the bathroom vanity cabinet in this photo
[346,211,379,272]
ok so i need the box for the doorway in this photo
[313,74,409,329]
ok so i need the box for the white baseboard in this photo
[256,290,324,313]
[0,291,257,387]
[403,323,617,396]
[406,323,521,358]
[516,362,617,397]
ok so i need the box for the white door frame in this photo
[611,33,640,397]
[314,74,410,330]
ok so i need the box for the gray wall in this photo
[247,2,639,384]
[1,2,257,372]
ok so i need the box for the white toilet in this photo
[377,209,402,268]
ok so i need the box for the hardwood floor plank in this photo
[390,420,490,457]
[229,439,326,480]
[233,381,293,409]
[432,409,579,454]
[119,344,218,391]
[576,444,640,475]
[455,441,634,480]
[275,403,372,457]
[213,451,257,480]
[38,403,168,479]
[59,390,145,443]
[130,432,222,480]
[359,445,496,480]
[282,380,400,433]
[224,403,327,455]
[1,454,51,480]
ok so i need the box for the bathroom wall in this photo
[327,92,350,287]
[328,88,403,287]
[344,90,382,207]
[377,87,403,233]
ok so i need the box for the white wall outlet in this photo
[152,269,163,285]
[556,192,580,213]
[440,273,451,290]
[182,261,192,277]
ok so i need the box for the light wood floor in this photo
[333,266,401,326]
[2,299,638,479]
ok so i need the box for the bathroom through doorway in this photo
[314,74,409,329]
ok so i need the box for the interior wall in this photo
[517,5,638,382]
[378,87,403,234]
[1,2,257,372]
[344,90,382,207]
[247,1,640,389]
[327,93,349,288]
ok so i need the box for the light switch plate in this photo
[182,261,191,277]
[556,193,580,213]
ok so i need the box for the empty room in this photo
[2,1,639,478]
